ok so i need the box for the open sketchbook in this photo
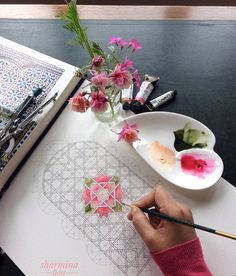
[0,36,80,191]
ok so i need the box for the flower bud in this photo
[91,56,105,68]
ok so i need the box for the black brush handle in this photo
[140,207,216,234]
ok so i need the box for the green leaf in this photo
[91,41,105,57]
[107,45,115,52]
[57,0,94,58]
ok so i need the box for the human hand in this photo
[127,186,196,252]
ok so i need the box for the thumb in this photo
[131,205,155,243]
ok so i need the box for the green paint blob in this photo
[174,123,208,152]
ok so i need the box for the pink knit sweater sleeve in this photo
[150,237,212,276]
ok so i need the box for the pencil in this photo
[121,202,236,241]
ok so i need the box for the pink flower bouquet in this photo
[59,1,141,117]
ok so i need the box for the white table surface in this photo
[0,95,235,276]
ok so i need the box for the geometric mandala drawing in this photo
[83,175,123,217]
[42,141,153,275]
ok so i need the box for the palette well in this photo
[112,112,223,190]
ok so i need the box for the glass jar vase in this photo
[95,89,121,123]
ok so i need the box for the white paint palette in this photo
[112,112,224,190]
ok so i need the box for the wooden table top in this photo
[0,5,236,20]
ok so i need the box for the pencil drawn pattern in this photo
[42,141,154,275]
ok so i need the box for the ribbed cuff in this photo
[151,237,212,276]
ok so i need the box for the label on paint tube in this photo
[134,81,154,104]
[146,90,177,111]
[121,84,134,103]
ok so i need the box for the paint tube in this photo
[131,74,160,113]
[145,90,177,111]
[121,84,134,110]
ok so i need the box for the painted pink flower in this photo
[90,91,108,113]
[68,93,90,113]
[94,175,111,182]
[109,65,133,89]
[83,175,123,217]
[128,38,142,52]
[90,72,109,89]
[180,154,216,178]
[118,120,140,144]
[120,57,134,70]
[91,56,105,68]
[132,70,141,90]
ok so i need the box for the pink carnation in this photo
[90,72,109,89]
[109,36,128,50]
[121,57,134,70]
[128,38,142,52]
[91,56,105,68]
[109,36,122,46]
[120,40,128,49]
[118,120,140,144]
[90,91,108,113]
[68,93,90,113]
[109,65,133,89]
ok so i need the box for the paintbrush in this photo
[121,202,236,240]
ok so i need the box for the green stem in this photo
[84,39,94,59]
[107,97,115,117]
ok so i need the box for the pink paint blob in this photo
[180,153,216,178]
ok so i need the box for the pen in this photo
[121,202,236,241]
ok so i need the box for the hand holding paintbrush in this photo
[123,186,228,275]
[122,186,235,275]
[125,186,197,252]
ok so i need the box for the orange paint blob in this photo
[148,141,176,169]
